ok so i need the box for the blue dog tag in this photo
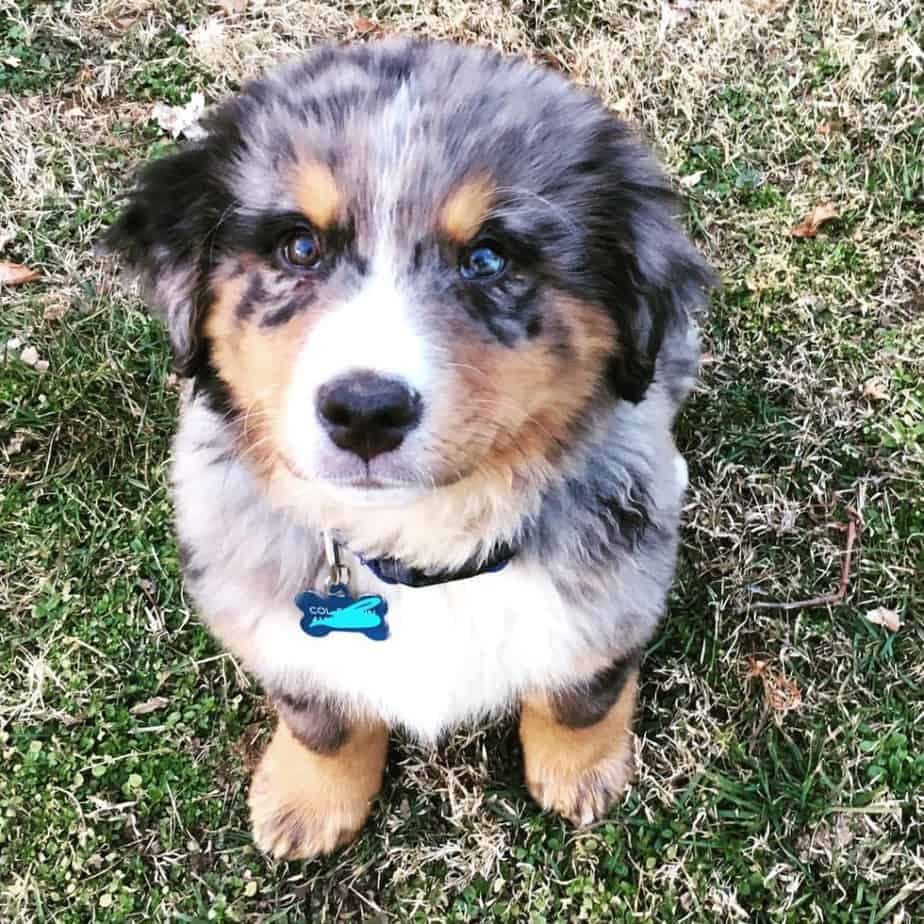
[295,584,389,641]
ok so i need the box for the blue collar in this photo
[359,542,516,588]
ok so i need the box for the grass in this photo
[1,0,922,920]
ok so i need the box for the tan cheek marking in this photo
[444,295,615,473]
[519,669,637,826]
[204,275,314,471]
[292,161,340,229]
[439,174,495,243]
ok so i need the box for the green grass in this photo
[1,0,922,920]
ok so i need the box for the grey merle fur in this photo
[106,38,714,752]
[551,651,641,729]
[275,692,350,753]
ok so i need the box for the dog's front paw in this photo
[525,733,634,826]
[249,768,367,859]
[248,721,387,860]
[520,662,639,826]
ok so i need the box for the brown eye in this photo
[279,230,320,269]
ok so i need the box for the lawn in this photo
[1,1,922,921]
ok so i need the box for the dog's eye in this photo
[279,231,321,270]
[460,243,507,281]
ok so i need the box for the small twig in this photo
[752,512,859,611]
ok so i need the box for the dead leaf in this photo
[865,607,901,632]
[130,696,169,716]
[679,170,704,189]
[818,119,844,136]
[354,16,384,36]
[745,657,767,680]
[0,261,40,286]
[791,202,839,238]
[862,377,889,401]
[19,346,40,367]
[152,93,208,140]
[766,674,802,712]
[20,344,49,372]
[215,0,247,13]
[42,298,69,322]
[746,657,802,714]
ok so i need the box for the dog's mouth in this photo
[278,451,437,498]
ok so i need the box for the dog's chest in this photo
[171,398,680,741]
[229,557,591,741]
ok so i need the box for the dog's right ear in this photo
[103,141,226,376]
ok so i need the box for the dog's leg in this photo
[249,694,387,859]
[519,654,638,825]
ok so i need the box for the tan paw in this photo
[526,733,634,826]
[520,667,638,826]
[248,720,386,860]
[249,776,367,859]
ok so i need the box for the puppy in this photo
[106,38,713,859]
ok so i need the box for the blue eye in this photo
[280,230,320,269]
[460,243,507,280]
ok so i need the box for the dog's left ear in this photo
[593,130,716,403]
[103,138,228,376]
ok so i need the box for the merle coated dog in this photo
[106,38,713,858]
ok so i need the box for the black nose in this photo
[317,372,422,462]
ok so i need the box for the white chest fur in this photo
[172,395,685,742]
[239,557,595,741]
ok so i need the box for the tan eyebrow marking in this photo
[438,174,495,243]
[292,161,341,229]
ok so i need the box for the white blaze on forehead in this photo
[288,248,431,402]
[374,83,422,175]
[281,86,435,464]
[370,84,427,237]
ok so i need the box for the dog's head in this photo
[107,39,711,507]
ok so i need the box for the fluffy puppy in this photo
[106,38,713,859]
